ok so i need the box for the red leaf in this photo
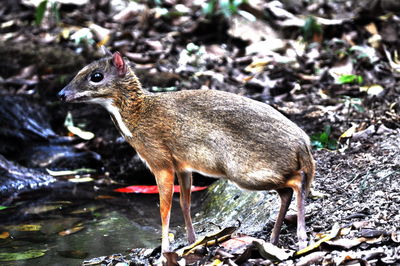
[114,185,207,194]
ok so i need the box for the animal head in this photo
[58,51,140,103]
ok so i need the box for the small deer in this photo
[58,50,315,254]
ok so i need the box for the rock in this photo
[19,145,102,169]
[0,154,56,197]
[0,95,102,194]
[194,179,276,236]
[0,95,58,155]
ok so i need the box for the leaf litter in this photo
[0,0,399,265]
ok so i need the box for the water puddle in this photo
[0,183,165,265]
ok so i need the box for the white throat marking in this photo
[88,98,133,138]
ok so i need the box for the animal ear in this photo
[112,52,127,77]
[100,46,112,57]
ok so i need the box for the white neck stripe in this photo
[88,98,133,138]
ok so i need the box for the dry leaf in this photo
[58,225,84,236]
[176,227,237,256]
[6,224,41,231]
[296,251,327,266]
[340,124,358,139]
[360,84,384,96]
[0,232,10,239]
[252,239,294,261]
[296,223,341,255]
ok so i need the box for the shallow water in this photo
[0,183,170,265]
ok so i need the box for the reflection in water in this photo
[0,184,165,265]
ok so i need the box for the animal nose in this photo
[58,90,66,101]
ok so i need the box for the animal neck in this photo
[113,80,145,116]
[97,74,146,138]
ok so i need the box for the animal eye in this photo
[90,72,104,83]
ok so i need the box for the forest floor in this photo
[0,0,399,265]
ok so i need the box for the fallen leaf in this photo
[391,231,400,243]
[253,239,294,261]
[360,229,386,238]
[88,23,110,46]
[365,22,378,35]
[360,84,384,96]
[296,251,327,266]
[337,74,363,84]
[58,225,84,236]
[352,221,371,229]
[352,125,376,140]
[46,168,96,177]
[64,112,95,140]
[112,2,146,23]
[339,226,352,236]
[0,232,10,239]
[296,222,341,255]
[67,125,95,140]
[365,234,384,244]
[340,124,358,139]
[228,15,278,43]
[23,204,62,215]
[309,188,329,199]
[6,224,42,232]
[220,235,258,254]
[210,258,223,266]
[384,48,400,72]
[68,177,94,183]
[244,59,271,74]
[325,237,365,249]
[177,227,237,256]
[0,249,47,261]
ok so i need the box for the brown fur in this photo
[59,52,316,253]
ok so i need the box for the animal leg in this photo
[283,173,308,249]
[292,173,308,249]
[270,188,293,245]
[177,171,196,244]
[154,168,175,253]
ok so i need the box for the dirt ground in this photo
[0,0,399,265]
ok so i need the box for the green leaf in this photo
[50,1,60,24]
[233,0,245,6]
[352,103,365,113]
[35,0,48,26]
[323,125,331,136]
[328,139,338,150]
[311,140,323,149]
[319,132,329,144]
[311,126,337,150]
[219,0,232,17]
[0,206,8,211]
[0,249,47,261]
[203,0,216,16]
[302,16,322,42]
[337,74,363,84]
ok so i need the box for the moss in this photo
[194,180,277,235]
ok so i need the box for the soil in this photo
[0,0,399,265]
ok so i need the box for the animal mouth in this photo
[69,94,90,103]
